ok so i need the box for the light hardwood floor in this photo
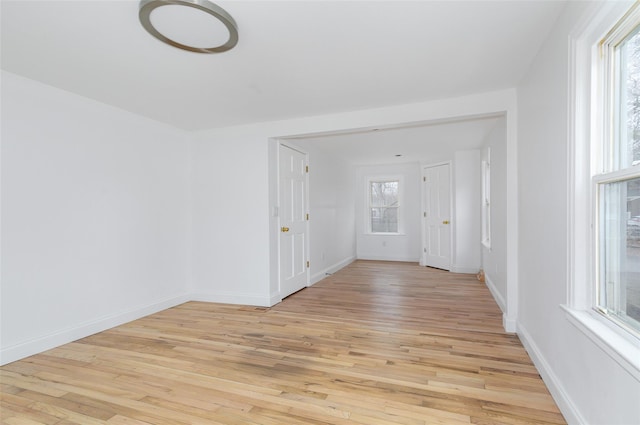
[1,261,566,424]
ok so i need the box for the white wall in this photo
[355,163,421,262]
[1,72,191,365]
[453,150,481,273]
[303,145,356,283]
[481,118,508,311]
[516,3,640,424]
[189,130,273,305]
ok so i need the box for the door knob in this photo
[281,227,290,232]
[442,220,450,225]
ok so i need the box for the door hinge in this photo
[305,165,309,173]
[306,213,309,220]
[423,212,427,217]
[306,261,310,268]
[423,176,426,182]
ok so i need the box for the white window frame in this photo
[365,175,403,235]
[594,3,640,335]
[481,148,492,249]
[566,0,640,381]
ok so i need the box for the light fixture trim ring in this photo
[139,0,238,53]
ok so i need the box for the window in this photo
[368,178,400,233]
[566,1,640,376]
[481,148,491,249]
[594,8,640,335]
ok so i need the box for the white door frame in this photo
[276,141,310,300]
[420,161,454,269]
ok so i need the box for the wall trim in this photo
[190,291,273,308]
[484,272,506,313]
[357,255,420,262]
[309,256,356,286]
[503,315,517,334]
[450,265,480,274]
[517,322,585,425]
[484,273,516,333]
[269,292,282,307]
[0,293,190,366]
[562,305,640,381]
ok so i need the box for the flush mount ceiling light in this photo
[139,0,238,53]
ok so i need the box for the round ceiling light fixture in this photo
[139,0,238,53]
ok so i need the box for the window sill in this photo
[561,305,640,382]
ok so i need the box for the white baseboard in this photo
[0,293,190,366]
[503,315,517,333]
[450,265,480,274]
[309,256,356,285]
[268,292,282,307]
[190,291,273,307]
[484,273,506,313]
[517,323,585,425]
[483,273,515,333]
[357,254,420,262]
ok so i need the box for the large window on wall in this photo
[595,7,640,336]
[367,177,401,234]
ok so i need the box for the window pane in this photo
[618,27,640,169]
[371,207,398,233]
[481,159,491,246]
[370,181,398,207]
[599,176,640,332]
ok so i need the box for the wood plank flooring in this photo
[1,260,566,424]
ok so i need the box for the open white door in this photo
[423,163,452,270]
[279,144,309,298]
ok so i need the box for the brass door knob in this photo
[443,220,450,225]
[281,227,290,232]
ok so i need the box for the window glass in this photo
[369,180,399,233]
[481,153,491,248]
[618,27,640,169]
[371,207,398,233]
[596,14,640,336]
[370,181,398,207]
[599,177,640,331]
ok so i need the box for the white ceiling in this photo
[1,0,565,132]
[290,114,503,165]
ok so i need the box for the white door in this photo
[279,144,309,298]
[423,163,452,270]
